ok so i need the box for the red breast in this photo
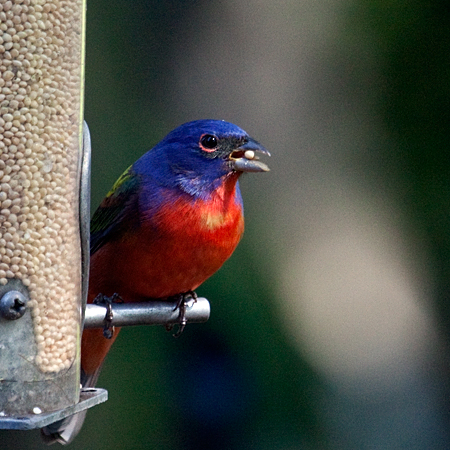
[88,174,244,302]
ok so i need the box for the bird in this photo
[41,119,270,444]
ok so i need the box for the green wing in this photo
[90,165,141,254]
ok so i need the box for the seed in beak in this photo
[244,150,255,160]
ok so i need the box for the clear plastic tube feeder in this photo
[0,0,86,415]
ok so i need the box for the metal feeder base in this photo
[0,388,108,430]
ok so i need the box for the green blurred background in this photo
[2,0,450,448]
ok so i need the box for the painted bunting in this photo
[41,119,269,444]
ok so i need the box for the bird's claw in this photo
[165,291,198,337]
[93,293,124,339]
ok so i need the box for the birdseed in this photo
[0,0,84,373]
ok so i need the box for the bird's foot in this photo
[165,290,198,337]
[93,293,124,339]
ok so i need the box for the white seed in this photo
[244,150,255,160]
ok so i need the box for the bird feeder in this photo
[0,0,210,433]
[0,0,101,426]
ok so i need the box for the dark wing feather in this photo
[90,166,141,254]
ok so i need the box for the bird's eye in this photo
[200,134,218,152]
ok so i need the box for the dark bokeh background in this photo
[2,0,450,448]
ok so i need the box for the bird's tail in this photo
[40,368,102,445]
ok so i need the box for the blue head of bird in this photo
[133,119,270,200]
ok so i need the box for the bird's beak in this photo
[229,137,271,173]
